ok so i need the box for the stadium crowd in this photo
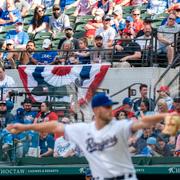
[0,0,179,68]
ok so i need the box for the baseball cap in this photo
[122,97,133,107]
[146,137,157,145]
[157,86,169,93]
[65,26,73,31]
[53,4,60,10]
[126,16,133,22]
[95,35,103,40]
[22,98,32,104]
[6,39,14,45]
[91,93,118,108]
[103,15,111,21]
[113,9,122,15]
[0,100,6,105]
[42,39,52,48]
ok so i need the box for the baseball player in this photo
[7,93,180,180]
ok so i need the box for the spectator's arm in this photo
[34,22,48,34]
[66,0,80,10]
[157,32,171,45]
[39,148,53,158]
[120,51,141,61]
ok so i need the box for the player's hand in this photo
[6,123,26,134]
[162,114,180,136]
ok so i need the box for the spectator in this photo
[27,5,49,35]
[90,35,109,64]
[131,8,144,35]
[115,110,128,120]
[96,15,116,48]
[92,0,113,16]
[55,0,76,12]
[57,26,79,50]
[0,66,16,100]
[19,40,39,65]
[170,96,180,114]
[156,85,173,111]
[157,13,180,65]
[6,21,29,50]
[114,30,141,63]
[174,133,180,156]
[49,4,70,37]
[133,84,155,112]
[0,0,22,27]
[74,38,90,64]
[111,9,125,33]
[38,38,58,64]
[156,98,169,113]
[14,0,30,17]
[38,132,54,158]
[0,41,6,67]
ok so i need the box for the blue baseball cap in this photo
[91,93,118,108]
[122,97,133,107]
[126,16,133,22]
[146,137,157,145]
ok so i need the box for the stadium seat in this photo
[33,32,52,40]
[64,7,76,15]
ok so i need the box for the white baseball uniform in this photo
[65,119,137,180]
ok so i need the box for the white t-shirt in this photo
[95,27,116,47]
[0,75,15,99]
[65,119,137,180]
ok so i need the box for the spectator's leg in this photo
[167,45,174,65]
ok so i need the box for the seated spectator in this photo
[156,98,169,113]
[74,38,90,64]
[174,133,180,156]
[49,4,70,37]
[0,0,22,27]
[156,85,173,111]
[114,30,141,63]
[92,0,113,16]
[131,8,144,35]
[19,40,39,65]
[161,3,180,25]
[57,26,79,50]
[0,66,16,100]
[38,132,54,158]
[170,95,180,114]
[147,0,168,18]
[157,13,180,65]
[27,5,49,35]
[96,15,116,48]
[90,35,109,64]
[73,0,97,16]
[14,0,30,17]
[111,9,125,33]
[115,110,128,120]
[6,21,29,50]
[3,39,19,69]
[38,38,58,64]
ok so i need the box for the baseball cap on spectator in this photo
[6,39,14,45]
[122,97,133,107]
[65,26,73,31]
[126,16,133,22]
[157,86,169,93]
[95,35,103,40]
[42,39,52,48]
[0,100,6,105]
[95,8,105,17]
[146,137,157,145]
[102,15,111,21]
[53,4,61,10]
[91,93,118,108]
[113,9,122,15]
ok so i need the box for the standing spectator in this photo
[38,38,58,65]
[19,40,40,65]
[6,21,29,50]
[0,0,22,27]
[49,4,70,37]
[157,13,180,65]
[27,5,49,35]
[0,66,16,101]
[96,15,116,48]
[90,35,108,64]
[133,84,155,112]
[92,0,113,16]
[156,85,173,110]
[57,26,79,50]
[14,0,30,17]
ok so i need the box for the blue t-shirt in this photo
[30,15,49,26]
[0,9,22,26]
[6,30,29,45]
[60,0,76,11]
[38,51,58,64]
[161,17,180,25]
[39,135,54,154]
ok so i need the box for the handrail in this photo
[168,71,180,87]
[110,83,142,98]
[153,53,180,102]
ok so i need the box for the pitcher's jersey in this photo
[64,119,137,179]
